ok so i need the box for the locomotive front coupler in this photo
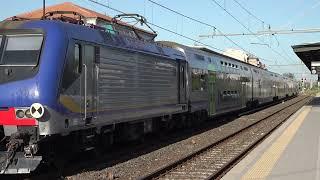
[0,131,42,174]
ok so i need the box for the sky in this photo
[1,0,319,81]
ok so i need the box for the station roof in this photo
[292,42,320,73]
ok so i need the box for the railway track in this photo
[9,96,306,179]
[139,96,311,180]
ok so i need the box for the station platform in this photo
[222,94,320,180]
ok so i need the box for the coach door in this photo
[208,71,216,115]
[178,60,187,104]
[81,45,97,124]
[241,80,246,107]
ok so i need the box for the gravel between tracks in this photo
[157,96,311,179]
[67,96,309,180]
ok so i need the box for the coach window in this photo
[192,68,207,91]
[195,54,205,61]
[223,91,227,97]
[192,69,201,91]
[200,73,207,91]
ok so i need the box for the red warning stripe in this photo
[0,108,37,126]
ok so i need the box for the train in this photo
[0,18,299,174]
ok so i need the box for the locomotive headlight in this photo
[16,110,25,119]
[25,109,33,118]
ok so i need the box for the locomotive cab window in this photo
[181,66,185,88]
[74,44,82,73]
[0,35,43,66]
[61,43,83,91]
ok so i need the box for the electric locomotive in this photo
[0,18,189,173]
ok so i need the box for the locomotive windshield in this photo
[0,34,43,66]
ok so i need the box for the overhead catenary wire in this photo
[231,0,264,25]
[199,28,320,37]
[146,0,256,58]
[210,0,293,65]
[228,0,304,66]
[148,22,225,52]
[85,0,224,52]
[84,0,275,63]
[273,35,296,64]
[146,0,277,63]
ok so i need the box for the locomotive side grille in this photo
[98,47,179,111]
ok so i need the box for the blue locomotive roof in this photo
[21,20,185,60]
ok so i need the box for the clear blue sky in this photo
[1,0,319,80]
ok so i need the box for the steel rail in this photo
[139,96,311,180]
[206,96,311,180]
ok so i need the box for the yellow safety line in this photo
[241,106,312,180]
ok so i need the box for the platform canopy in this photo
[292,43,320,75]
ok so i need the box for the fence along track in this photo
[139,96,311,180]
